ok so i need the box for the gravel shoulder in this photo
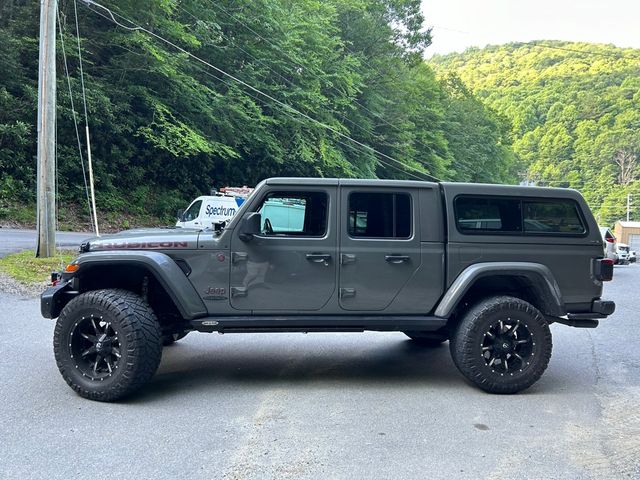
[0,271,48,297]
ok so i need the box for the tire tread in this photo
[53,289,162,402]
[450,295,552,394]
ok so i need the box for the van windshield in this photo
[183,200,202,222]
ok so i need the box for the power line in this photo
[175,4,403,153]
[529,42,640,60]
[73,0,100,235]
[85,5,426,182]
[56,5,92,221]
[147,38,426,181]
[85,5,425,182]
[203,1,462,175]
[80,0,441,182]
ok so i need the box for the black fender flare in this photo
[42,251,207,320]
[434,262,565,318]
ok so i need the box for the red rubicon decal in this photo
[94,241,189,250]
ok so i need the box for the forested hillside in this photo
[431,41,640,225]
[0,0,513,227]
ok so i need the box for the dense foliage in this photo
[431,41,640,225]
[0,0,514,226]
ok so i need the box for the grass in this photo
[0,250,76,285]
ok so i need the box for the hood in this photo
[83,227,200,252]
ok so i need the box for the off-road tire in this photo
[450,295,552,394]
[53,289,163,402]
[403,331,448,347]
[162,331,189,346]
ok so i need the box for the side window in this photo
[455,196,587,236]
[523,201,585,234]
[256,191,328,236]
[455,197,522,233]
[348,192,411,238]
[183,200,202,222]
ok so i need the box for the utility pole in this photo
[36,0,58,257]
[627,193,632,222]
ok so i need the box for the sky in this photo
[421,0,640,57]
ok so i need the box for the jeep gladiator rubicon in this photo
[42,178,615,401]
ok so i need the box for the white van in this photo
[176,195,245,229]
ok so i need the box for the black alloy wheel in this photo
[481,318,534,376]
[69,315,122,380]
[450,295,552,394]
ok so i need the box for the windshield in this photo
[182,200,202,222]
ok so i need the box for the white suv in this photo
[616,243,631,265]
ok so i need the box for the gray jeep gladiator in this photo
[42,178,615,401]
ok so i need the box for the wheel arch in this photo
[435,262,565,319]
[47,251,207,320]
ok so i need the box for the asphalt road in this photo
[1,267,639,480]
[0,229,91,257]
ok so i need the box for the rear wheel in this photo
[53,289,163,402]
[450,296,552,394]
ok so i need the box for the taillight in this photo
[595,258,614,281]
[605,237,615,243]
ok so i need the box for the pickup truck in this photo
[42,178,615,401]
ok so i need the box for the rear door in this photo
[338,187,421,311]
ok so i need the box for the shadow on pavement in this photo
[123,335,570,403]
[129,338,468,402]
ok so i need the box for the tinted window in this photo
[455,197,522,233]
[523,201,585,234]
[348,192,411,238]
[455,196,586,236]
[257,191,327,236]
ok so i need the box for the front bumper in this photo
[41,281,78,319]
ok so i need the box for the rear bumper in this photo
[591,299,616,316]
[566,299,616,320]
[553,299,616,328]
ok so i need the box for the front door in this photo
[229,187,337,311]
[339,188,421,311]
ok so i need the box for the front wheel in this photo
[53,289,163,402]
[450,296,552,394]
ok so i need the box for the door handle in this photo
[385,254,410,264]
[306,253,331,265]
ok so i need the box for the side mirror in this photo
[238,212,261,242]
[176,209,185,221]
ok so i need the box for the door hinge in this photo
[230,286,248,297]
[232,252,248,264]
[340,287,356,299]
[340,253,356,265]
